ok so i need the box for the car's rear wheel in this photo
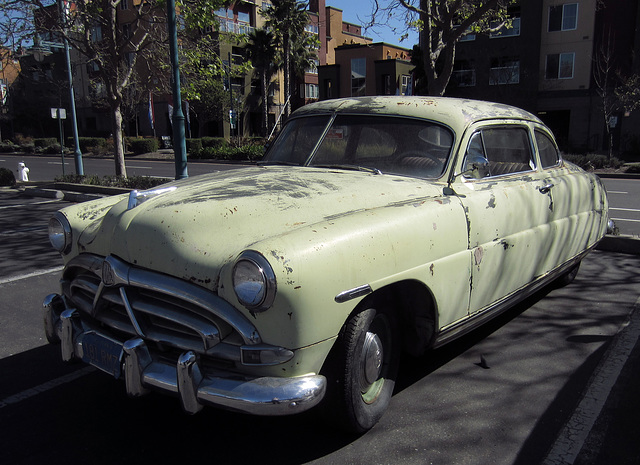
[324,305,400,434]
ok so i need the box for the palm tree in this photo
[263,0,309,119]
[290,33,319,109]
[247,28,277,137]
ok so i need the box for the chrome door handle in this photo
[538,184,554,194]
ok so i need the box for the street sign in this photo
[51,108,67,119]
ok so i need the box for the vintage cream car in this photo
[45,96,609,433]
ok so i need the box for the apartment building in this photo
[318,42,413,99]
[449,0,640,153]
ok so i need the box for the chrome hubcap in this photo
[362,331,383,386]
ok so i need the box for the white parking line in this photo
[610,217,640,223]
[610,207,640,213]
[543,296,640,465]
[127,165,153,169]
[0,199,62,210]
[0,366,96,409]
[606,191,628,194]
[0,266,64,285]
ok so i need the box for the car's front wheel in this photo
[324,305,400,434]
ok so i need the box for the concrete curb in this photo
[596,235,640,255]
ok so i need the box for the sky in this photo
[325,0,419,48]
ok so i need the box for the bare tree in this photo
[593,29,621,159]
[366,0,513,96]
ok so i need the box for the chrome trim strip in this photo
[335,284,373,303]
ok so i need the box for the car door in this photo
[454,122,553,316]
[531,126,608,270]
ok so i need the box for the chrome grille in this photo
[61,254,261,359]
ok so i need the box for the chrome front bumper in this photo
[43,294,326,416]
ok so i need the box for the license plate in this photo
[82,332,123,378]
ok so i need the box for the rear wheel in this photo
[324,305,400,434]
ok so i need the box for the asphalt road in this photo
[0,152,242,181]
[0,188,639,465]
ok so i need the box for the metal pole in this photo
[167,0,188,179]
[58,0,83,175]
[228,52,234,140]
[57,109,65,176]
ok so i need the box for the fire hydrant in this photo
[17,162,29,182]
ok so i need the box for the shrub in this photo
[0,167,16,186]
[34,138,58,148]
[189,144,265,161]
[129,138,159,155]
[563,153,622,170]
[201,137,228,149]
[626,163,640,174]
[55,174,170,189]
[186,138,203,154]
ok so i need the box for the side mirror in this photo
[462,154,490,179]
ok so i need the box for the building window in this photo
[324,79,332,99]
[91,26,103,42]
[120,0,128,10]
[453,60,476,87]
[545,52,575,79]
[489,58,520,85]
[122,23,131,40]
[491,17,521,38]
[351,57,366,96]
[305,24,319,34]
[382,74,392,95]
[401,75,410,95]
[238,11,250,24]
[549,3,578,32]
[306,59,319,74]
[305,83,319,99]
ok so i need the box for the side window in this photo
[482,127,534,176]
[535,130,560,168]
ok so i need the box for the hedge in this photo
[0,167,16,186]
[34,138,58,148]
[129,138,159,155]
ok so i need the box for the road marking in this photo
[606,191,628,194]
[0,225,48,235]
[0,266,64,285]
[610,217,640,224]
[47,162,70,165]
[126,165,153,169]
[0,366,96,410]
[0,199,62,210]
[610,207,640,213]
[543,296,640,465]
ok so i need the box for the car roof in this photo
[291,96,544,134]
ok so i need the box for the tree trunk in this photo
[261,70,269,137]
[111,105,127,177]
[283,33,291,120]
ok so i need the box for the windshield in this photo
[264,114,453,178]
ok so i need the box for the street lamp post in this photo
[166,0,188,180]
[58,0,83,176]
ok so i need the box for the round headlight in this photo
[232,251,276,312]
[48,212,72,254]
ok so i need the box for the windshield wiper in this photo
[313,164,383,175]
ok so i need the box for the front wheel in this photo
[324,306,400,434]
